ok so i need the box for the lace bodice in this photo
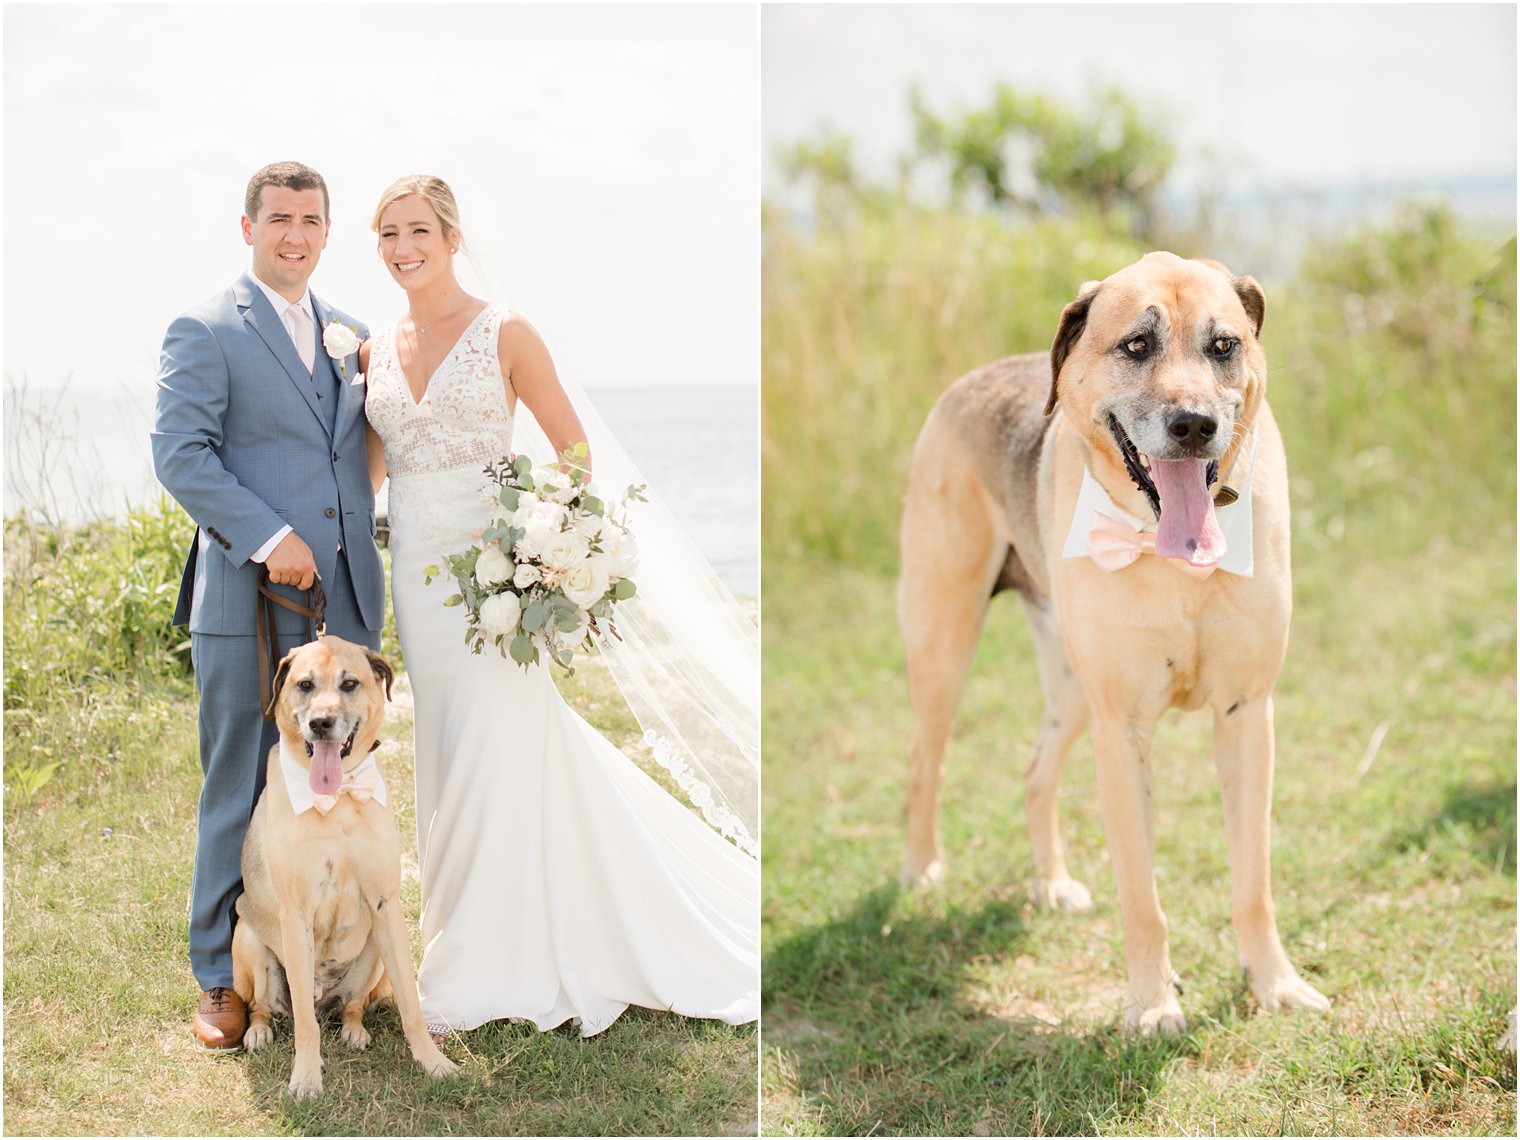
[367,304,515,553]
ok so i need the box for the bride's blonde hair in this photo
[371,175,467,253]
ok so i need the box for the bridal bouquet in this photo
[426,444,644,673]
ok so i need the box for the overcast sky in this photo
[762,3,1517,195]
[4,3,759,393]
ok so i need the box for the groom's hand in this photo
[265,532,320,591]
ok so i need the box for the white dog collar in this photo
[1063,425,1259,578]
[279,740,389,815]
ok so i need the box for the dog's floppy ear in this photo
[265,648,299,721]
[1199,258,1266,338]
[1047,282,1100,415]
[365,649,394,701]
[1233,274,1266,337]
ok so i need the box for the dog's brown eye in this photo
[1212,337,1238,358]
[340,678,360,692]
[296,679,315,692]
[1123,336,1150,359]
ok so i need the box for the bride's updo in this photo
[371,175,467,252]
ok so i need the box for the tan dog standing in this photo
[232,636,458,1097]
[899,252,1331,1034]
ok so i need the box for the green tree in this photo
[907,82,1175,237]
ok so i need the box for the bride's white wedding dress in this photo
[365,304,759,1037]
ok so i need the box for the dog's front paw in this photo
[1249,968,1331,1015]
[243,1020,274,1052]
[417,1046,460,1078]
[900,853,946,888]
[288,1060,324,1099]
[340,1019,372,1051]
[1124,993,1187,1037]
[1033,875,1094,912]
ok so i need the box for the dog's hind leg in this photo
[899,451,1005,886]
[1022,599,1093,911]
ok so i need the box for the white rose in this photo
[602,525,640,579]
[478,591,522,638]
[561,558,611,608]
[323,321,361,359]
[513,562,541,588]
[474,543,513,586]
[541,531,589,573]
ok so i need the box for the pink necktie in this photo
[1086,512,1218,579]
[311,765,380,815]
[285,303,316,373]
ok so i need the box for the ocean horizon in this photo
[3,379,759,598]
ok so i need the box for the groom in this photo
[152,161,385,1050]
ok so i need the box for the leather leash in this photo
[257,568,327,720]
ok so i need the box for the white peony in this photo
[513,500,565,560]
[322,321,361,359]
[512,561,541,588]
[474,543,513,586]
[601,524,640,579]
[541,530,589,573]
[573,509,604,541]
[478,591,522,637]
[561,558,611,608]
[527,464,574,504]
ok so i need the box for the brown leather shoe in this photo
[194,987,247,1052]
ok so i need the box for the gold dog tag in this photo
[1213,486,1239,508]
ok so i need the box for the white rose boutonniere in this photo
[323,320,362,380]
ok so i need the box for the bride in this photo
[357,175,759,1040]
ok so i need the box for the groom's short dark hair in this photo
[245,162,330,221]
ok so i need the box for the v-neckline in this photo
[400,304,491,408]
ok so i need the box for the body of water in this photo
[3,381,759,598]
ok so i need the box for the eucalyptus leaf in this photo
[509,633,537,665]
[522,599,546,633]
[613,579,636,600]
[443,594,463,607]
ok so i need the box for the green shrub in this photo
[4,496,195,800]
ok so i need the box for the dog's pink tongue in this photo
[309,741,344,796]
[1152,458,1227,566]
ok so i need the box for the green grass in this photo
[760,204,1516,1134]
[2,506,757,1137]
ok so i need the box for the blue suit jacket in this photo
[152,271,385,636]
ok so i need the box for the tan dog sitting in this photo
[232,636,458,1097]
[899,253,1332,1034]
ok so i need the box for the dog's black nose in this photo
[308,715,336,737]
[1166,410,1218,448]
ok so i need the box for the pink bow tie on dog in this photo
[312,765,381,815]
[1086,512,1219,579]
